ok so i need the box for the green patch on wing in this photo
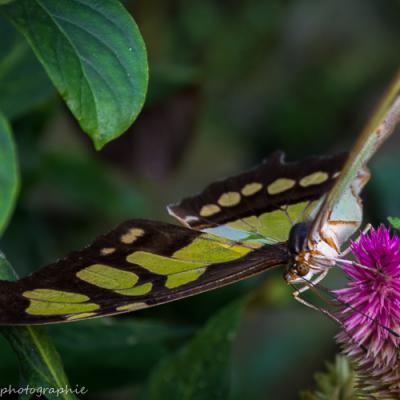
[127,251,208,275]
[165,269,207,289]
[116,283,153,296]
[23,289,99,316]
[127,233,252,277]
[76,264,139,289]
[226,201,320,243]
[173,234,251,262]
[126,234,253,289]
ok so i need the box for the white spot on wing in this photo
[184,215,199,223]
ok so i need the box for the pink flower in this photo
[335,225,400,397]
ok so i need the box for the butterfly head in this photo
[284,252,312,283]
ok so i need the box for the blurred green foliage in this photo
[0,0,399,399]
[300,356,358,400]
[141,298,247,400]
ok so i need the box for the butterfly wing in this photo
[0,220,287,325]
[168,152,347,244]
[0,153,349,326]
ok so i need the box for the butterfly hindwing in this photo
[0,220,288,325]
[168,152,347,244]
[168,152,347,228]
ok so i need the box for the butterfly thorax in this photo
[284,221,339,284]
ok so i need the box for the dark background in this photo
[0,0,399,398]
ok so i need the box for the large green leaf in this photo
[2,0,149,149]
[2,327,79,400]
[0,253,77,400]
[141,298,247,400]
[0,112,18,235]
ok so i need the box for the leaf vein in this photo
[48,12,132,85]
[34,0,99,131]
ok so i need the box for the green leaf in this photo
[141,298,247,400]
[0,249,17,282]
[388,217,400,231]
[2,0,148,149]
[0,15,54,119]
[0,112,18,235]
[0,253,77,400]
[2,327,79,400]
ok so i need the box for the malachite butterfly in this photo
[0,72,399,325]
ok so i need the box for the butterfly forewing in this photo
[0,220,288,325]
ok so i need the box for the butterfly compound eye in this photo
[296,263,309,277]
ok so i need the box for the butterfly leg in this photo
[292,288,343,325]
[292,268,329,297]
[292,270,346,326]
